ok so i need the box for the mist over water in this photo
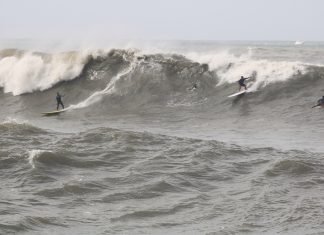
[1,40,324,234]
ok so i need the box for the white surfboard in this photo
[228,90,247,98]
[42,109,66,116]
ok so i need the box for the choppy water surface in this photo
[1,40,324,234]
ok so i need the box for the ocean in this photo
[1,40,324,235]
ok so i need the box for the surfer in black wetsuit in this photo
[56,92,64,110]
[238,76,250,91]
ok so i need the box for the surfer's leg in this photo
[61,102,64,109]
[244,84,247,90]
[57,102,59,110]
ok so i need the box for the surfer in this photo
[56,92,64,110]
[313,96,324,108]
[238,76,251,91]
[189,83,198,91]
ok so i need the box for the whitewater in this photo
[1,40,324,235]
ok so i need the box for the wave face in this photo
[2,41,324,234]
[0,45,323,99]
[1,43,322,97]
[1,42,324,149]
[1,43,323,101]
[1,42,324,150]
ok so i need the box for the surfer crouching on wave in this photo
[238,76,251,91]
[56,92,64,110]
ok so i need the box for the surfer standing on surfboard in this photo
[56,92,65,110]
[238,76,251,91]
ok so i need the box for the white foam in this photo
[1,117,28,125]
[68,60,137,110]
[0,50,96,95]
[28,149,47,169]
[186,50,307,91]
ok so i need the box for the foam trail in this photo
[68,62,136,110]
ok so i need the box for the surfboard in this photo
[42,109,66,116]
[228,90,247,98]
[314,105,324,109]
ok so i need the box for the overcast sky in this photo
[1,0,323,41]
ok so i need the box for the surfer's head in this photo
[241,76,243,79]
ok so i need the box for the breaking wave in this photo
[1,47,324,111]
[0,49,97,95]
[186,50,308,91]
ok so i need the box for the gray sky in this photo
[1,0,323,41]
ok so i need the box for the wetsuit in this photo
[56,94,64,110]
[238,77,248,90]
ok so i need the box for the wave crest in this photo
[0,49,93,95]
[0,119,45,134]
